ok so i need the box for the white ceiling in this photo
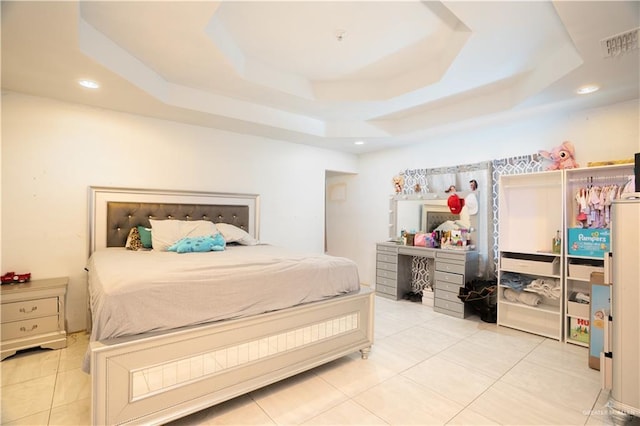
[2,1,639,154]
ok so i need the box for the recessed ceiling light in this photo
[78,79,100,89]
[576,85,599,95]
[354,140,365,145]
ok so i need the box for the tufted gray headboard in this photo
[89,187,260,254]
[106,202,250,248]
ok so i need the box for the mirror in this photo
[390,193,473,240]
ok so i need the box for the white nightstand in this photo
[1,277,68,360]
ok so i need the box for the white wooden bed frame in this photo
[87,187,374,425]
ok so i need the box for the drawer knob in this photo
[19,324,38,332]
[19,306,38,314]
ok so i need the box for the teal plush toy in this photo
[168,233,226,253]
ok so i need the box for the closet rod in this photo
[567,174,633,183]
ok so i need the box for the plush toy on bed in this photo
[168,233,226,253]
[539,141,579,170]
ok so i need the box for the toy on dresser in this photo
[1,272,31,285]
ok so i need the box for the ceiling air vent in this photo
[601,28,639,58]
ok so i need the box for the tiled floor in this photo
[0,296,629,425]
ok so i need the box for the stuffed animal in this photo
[392,175,405,194]
[539,141,579,170]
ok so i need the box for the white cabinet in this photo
[498,171,564,339]
[1,277,68,360]
[564,164,635,346]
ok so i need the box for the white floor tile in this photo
[402,356,495,406]
[167,394,276,425]
[500,359,601,413]
[468,380,589,425]
[47,397,91,426]
[0,375,56,423]
[52,368,91,408]
[353,375,463,425]
[0,349,60,386]
[303,400,387,425]
[312,352,396,397]
[250,371,348,425]
[525,338,600,383]
[446,407,500,425]
[436,338,528,379]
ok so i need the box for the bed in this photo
[86,187,374,425]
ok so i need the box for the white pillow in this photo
[149,219,218,251]
[215,223,258,246]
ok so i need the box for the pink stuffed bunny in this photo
[539,141,579,170]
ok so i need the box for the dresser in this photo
[433,250,479,318]
[1,277,68,360]
[376,242,478,318]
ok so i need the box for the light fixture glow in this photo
[78,79,100,89]
[576,85,599,95]
[354,140,365,145]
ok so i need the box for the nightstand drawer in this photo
[434,270,463,285]
[1,297,58,322]
[1,316,59,341]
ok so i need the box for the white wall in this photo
[328,99,640,288]
[1,92,358,332]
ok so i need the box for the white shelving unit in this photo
[498,171,564,340]
[564,163,635,346]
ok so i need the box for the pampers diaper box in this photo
[568,228,610,258]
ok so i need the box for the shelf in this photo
[500,269,561,279]
[566,313,589,321]
[499,299,560,315]
[567,254,607,261]
[498,304,562,340]
[566,276,591,282]
[566,339,589,348]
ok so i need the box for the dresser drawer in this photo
[436,279,464,294]
[434,270,463,285]
[1,315,59,341]
[376,268,396,280]
[377,261,397,273]
[377,244,399,253]
[435,261,465,275]
[434,297,465,314]
[376,276,397,288]
[435,289,461,303]
[376,253,397,264]
[1,297,58,322]
[376,283,396,296]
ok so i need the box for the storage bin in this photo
[501,254,560,276]
[568,263,604,280]
[568,301,590,318]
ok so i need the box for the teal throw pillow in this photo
[137,226,153,248]
[168,233,226,253]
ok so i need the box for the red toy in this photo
[1,272,31,284]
